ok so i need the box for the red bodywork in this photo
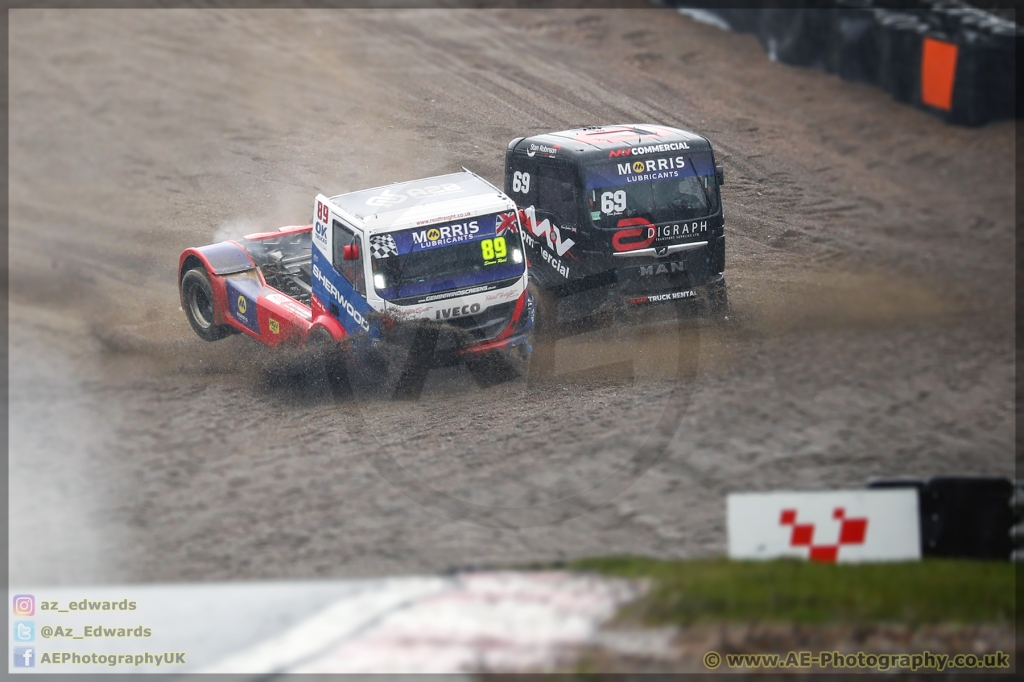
[178,225,344,346]
[457,289,530,356]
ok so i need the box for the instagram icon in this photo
[13,595,34,616]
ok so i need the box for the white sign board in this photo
[727,489,921,562]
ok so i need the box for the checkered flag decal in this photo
[369,233,398,259]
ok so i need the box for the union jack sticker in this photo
[496,212,518,236]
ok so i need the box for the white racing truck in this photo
[178,171,534,396]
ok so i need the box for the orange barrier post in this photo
[920,36,958,111]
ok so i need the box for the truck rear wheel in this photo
[181,268,235,342]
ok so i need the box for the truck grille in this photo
[442,301,515,340]
[618,266,693,294]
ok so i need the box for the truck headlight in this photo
[374,273,386,290]
[512,248,523,264]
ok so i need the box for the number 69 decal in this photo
[512,171,531,194]
[601,190,627,214]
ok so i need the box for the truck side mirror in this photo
[716,166,725,186]
[343,244,360,261]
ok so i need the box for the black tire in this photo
[392,325,439,401]
[181,268,235,342]
[306,327,353,399]
[757,8,827,68]
[467,348,526,388]
[707,277,729,319]
[527,281,557,385]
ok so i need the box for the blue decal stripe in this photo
[310,250,378,337]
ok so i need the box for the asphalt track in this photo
[9,8,1016,585]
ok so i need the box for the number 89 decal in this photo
[480,237,507,264]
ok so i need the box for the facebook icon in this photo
[14,646,35,668]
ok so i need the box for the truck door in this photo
[526,163,580,284]
[535,164,580,232]
[309,209,374,336]
[332,220,366,296]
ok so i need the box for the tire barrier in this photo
[666,1,1020,126]
[755,8,831,69]
[877,12,929,103]
[827,0,882,84]
[868,476,1017,560]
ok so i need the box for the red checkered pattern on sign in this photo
[779,507,869,563]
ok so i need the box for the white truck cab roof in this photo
[327,171,513,234]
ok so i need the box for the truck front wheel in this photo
[181,268,235,342]
[467,347,527,388]
[527,281,557,383]
[306,326,352,399]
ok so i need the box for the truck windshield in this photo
[583,152,719,229]
[369,212,525,301]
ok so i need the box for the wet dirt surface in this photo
[8,8,1015,585]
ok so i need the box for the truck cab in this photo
[504,125,726,317]
[179,171,533,391]
[311,171,533,359]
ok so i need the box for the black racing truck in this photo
[504,124,726,328]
